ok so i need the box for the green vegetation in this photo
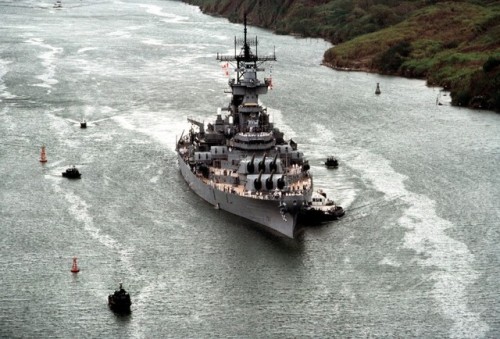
[182,0,500,112]
[323,2,500,111]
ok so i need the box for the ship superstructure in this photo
[176,18,315,238]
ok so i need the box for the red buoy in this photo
[71,257,80,273]
[40,145,47,163]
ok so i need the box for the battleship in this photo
[176,18,343,238]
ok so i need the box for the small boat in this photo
[80,120,87,128]
[53,0,62,8]
[108,283,132,313]
[62,166,81,179]
[325,156,338,168]
[375,82,381,95]
[298,190,344,224]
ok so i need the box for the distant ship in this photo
[176,17,342,238]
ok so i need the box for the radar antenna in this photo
[216,14,276,66]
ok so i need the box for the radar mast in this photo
[216,15,276,81]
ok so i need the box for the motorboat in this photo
[325,156,338,168]
[62,166,81,179]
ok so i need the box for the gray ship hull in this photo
[174,20,324,238]
[178,154,302,238]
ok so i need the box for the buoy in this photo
[375,83,381,95]
[71,257,80,273]
[39,145,47,163]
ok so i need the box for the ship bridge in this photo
[231,132,275,151]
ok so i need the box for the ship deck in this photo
[201,166,312,201]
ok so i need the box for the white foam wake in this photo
[139,4,188,23]
[305,121,487,336]
[24,38,63,91]
[349,150,488,337]
[52,182,137,276]
[77,47,98,54]
[0,59,16,101]
[112,107,188,152]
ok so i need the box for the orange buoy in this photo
[71,257,80,273]
[40,145,47,163]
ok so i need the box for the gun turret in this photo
[258,153,267,172]
[277,176,285,189]
[270,153,278,172]
[247,153,256,174]
[254,170,263,190]
[266,170,275,190]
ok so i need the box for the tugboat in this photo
[299,190,345,224]
[108,283,131,313]
[176,16,343,238]
[80,120,87,128]
[53,0,62,8]
[62,166,81,179]
[325,156,338,168]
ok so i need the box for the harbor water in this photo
[0,0,499,337]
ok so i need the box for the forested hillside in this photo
[182,0,500,112]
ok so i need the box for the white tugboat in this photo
[176,17,343,238]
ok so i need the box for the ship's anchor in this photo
[279,201,287,222]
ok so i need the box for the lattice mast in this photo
[216,15,276,82]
